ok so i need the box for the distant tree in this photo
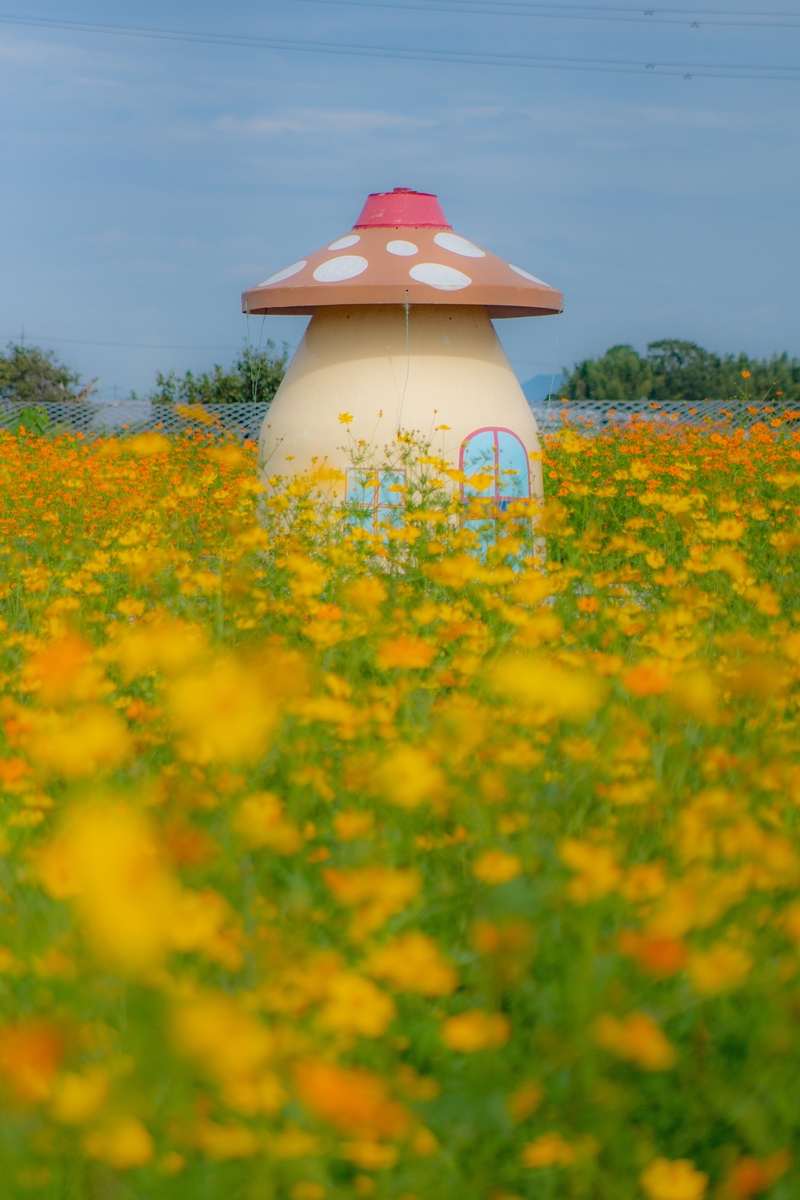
[151,343,288,405]
[721,351,800,406]
[558,340,800,405]
[559,344,653,402]
[647,340,725,404]
[0,343,96,403]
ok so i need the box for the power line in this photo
[279,0,800,31]
[331,0,800,13]
[0,12,797,79]
[0,333,243,350]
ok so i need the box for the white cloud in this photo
[212,109,436,137]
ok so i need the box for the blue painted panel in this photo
[497,431,529,498]
[462,430,496,497]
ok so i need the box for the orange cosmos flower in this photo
[293,1060,410,1138]
[723,1151,790,1198]
[622,659,673,697]
[0,1021,64,1104]
[376,636,436,670]
[618,930,688,977]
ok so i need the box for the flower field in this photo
[0,413,799,1200]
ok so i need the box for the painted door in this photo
[460,428,530,510]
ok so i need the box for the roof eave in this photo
[241,284,564,318]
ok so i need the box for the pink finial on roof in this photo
[354,188,452,229]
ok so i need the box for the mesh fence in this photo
[0,400,271,441]
[0,397,793,440]
[529,397,795,433]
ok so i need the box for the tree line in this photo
[558,340,800,405]
[3,337,800,408]
[0,342,288,406]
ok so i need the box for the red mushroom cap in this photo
[242,190,562,319]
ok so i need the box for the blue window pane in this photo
[462,430,496,497]
[346,469,378,507]
[378,469,405,529]
[497,431,530,499]
[378,470,405,507]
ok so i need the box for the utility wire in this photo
[278,0,800,31]
[0,333,243,350]
[0,13,797,79]
[326,0,800,14]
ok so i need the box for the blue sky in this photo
[1,1,798,400]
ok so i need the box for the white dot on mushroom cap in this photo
[433,232,485,258]
[509,264,549,285]
[386,240,418,256]
[409,263,471,291]
[258,260,307,286]
[313,256,369,282]
[328,234,361,250]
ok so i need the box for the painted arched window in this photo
[345,467,405,528]
[460,428,530,510]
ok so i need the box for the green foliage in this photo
[14,405,50,436]
[0,343,95,404]
[560,339,800,405]
[560,344,654,404]
[1,425,800,1198]
[647,339,728,404]
[151,343,289,405]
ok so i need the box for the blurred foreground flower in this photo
[640,1157,708,1200]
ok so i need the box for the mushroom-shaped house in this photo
[242,188,562,511]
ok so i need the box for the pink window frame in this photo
[458,427,531,503]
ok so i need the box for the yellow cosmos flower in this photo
[371,744,447,809]
[37,803,179,974]
[640,1157,707,1200]
[366,931,458,996]
[688,943,753,996]
[317,973,396,1038]
[324,866,422,937]
[441,1010,510,1052]
[167,657,276,763]
[83,1117,154,1170]
[26,706,132,779]
[472,850,522,886]
[713,518,746,541]
[521,1132,576,1168]
[593,1011,676,1071]
[232,792,304,854]
[334,809,374,841]
[490,655,605,721]
[559,839,622,903]
[50,1069,109,1126]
